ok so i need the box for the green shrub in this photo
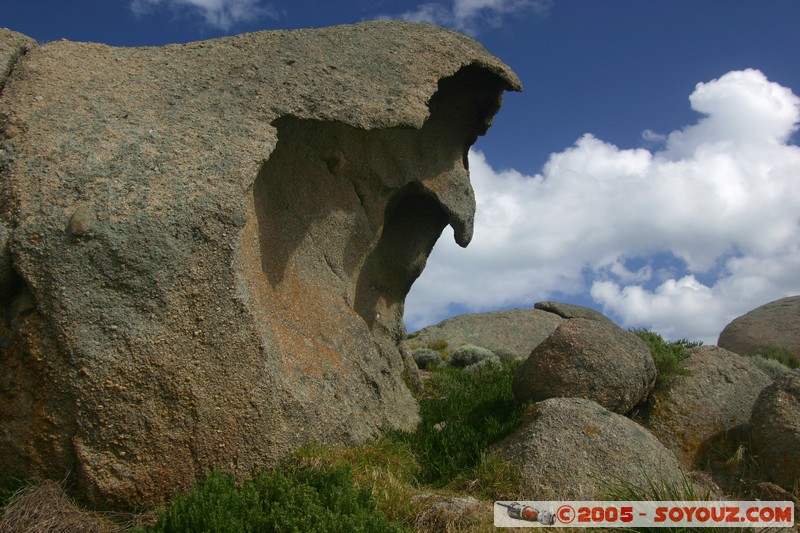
[411,348,443,370]
[390,361,525,486]
[752,345,800,369]
[151,465,400,533]
[631,329,701,390]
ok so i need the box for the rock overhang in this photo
[0,21,520,508]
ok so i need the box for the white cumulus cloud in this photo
[130,0,278,30]
[387,0,551,34]
[405,69,800,344]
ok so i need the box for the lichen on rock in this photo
[0,22,520,509]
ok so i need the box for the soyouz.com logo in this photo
[494,501,795,528]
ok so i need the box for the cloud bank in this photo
[405,69,800,344]
[130,0,277,30]
[387,0,551,34]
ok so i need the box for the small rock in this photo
[412,493,482,531]
[66,209,91,237]
[534,301,614,323]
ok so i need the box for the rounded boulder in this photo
[493,398,686,500]
[512,318,656,414]
[718,296,800,358]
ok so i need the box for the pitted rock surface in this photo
[0,23,520,508]
[750,370,800,490]
[645,345,784,468]
[493,398,685,500]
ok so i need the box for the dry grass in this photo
[0,479,156,533]
[0,479,115,533]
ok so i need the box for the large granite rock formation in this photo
[718,296,800,357]
[644,345,783,468]
[0,22,520,508]
[405,308,564,361]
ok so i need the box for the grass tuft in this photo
[390,361,526,486]
[631,329,701,391]
[149,464,400,533]
[601,468,788,533]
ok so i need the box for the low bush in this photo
[426,338,448,353]
[412,348,443,369]
[447,344,498,369]
[752,345,800,369]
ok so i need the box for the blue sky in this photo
[4,1,800,343]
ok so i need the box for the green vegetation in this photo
[752,345,800,369]
[426,338,448,352]
[4,344,796,531]
[604,468,707,504]
[406,337,451,359]
[410,347,443,369]
[153,361,523,530]
[149,465,400,533]
[390,361,525,487]
[631,329,701,390]
[0,476,29,510]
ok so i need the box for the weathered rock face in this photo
[512,318,656,414]
[718,295,800,357]
[644,346,783,468]
[0,29,35,88]
[405,308,564,361]
[0,22,520,508]
[493,398,686,500]
[750,371,800,491]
